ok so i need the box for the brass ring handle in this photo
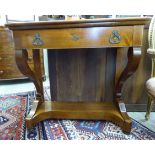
[32,33,44,46]
[109,30,121,44]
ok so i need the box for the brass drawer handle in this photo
[0,57,2,60]
[0,70,4,74]
[32,33,44,46]
[109,30,121,44]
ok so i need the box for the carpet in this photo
[1,87,155,140]
[0,91,35,140]
[43,119,155,140]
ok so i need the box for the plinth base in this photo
[26,101,132,133]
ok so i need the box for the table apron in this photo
[12,26,144,50]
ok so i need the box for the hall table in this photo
[6,18,151,133]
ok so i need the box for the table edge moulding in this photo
[5,17,151,133]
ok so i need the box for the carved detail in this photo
[15,49,44,101]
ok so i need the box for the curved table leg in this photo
[15,49,44,125]
[115,47,141,132]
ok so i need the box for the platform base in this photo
[26,101,132,133]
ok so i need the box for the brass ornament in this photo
[32,33,44,46]
[71,34,80,41]
[109,30,121,44]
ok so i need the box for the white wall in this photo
[43,49,49,78]
[0,15,6,25]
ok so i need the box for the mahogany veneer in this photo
[6,18,151,133]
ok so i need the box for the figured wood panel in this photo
[48,48,116,102]
[133,26,144,46]
[0,54,16,65]
[0,63,44,79]
[104,48,117,102]
[0,65,26,79]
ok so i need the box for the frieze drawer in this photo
[13,26,138,49]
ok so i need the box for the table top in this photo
[5,17,151,30]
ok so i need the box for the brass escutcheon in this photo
[32,33,44,46]
[71,34,80,41]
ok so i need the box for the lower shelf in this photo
[26,101,132,133]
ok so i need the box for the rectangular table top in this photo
[5,17,151,30]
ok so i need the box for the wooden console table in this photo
[6,18,150,133]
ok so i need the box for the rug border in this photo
[131,118,155,135]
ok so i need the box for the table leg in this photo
[32,49,44,101]
[15,49,44,126]
[115,47,141,132]
[145,97,154,120]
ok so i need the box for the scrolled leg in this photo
[115,47,141,132]
[15,49,44,123]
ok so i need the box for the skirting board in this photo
[126,104,155,112]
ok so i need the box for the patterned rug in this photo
[25,119,155,140]
[0,92,35,140]
[1,87,155,140]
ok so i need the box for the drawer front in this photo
[0,54,37,66]
[0,54,16,64]
[13,26,136,49]
[0,29,15,54]
[0,42,15,54]
[0,29,14,45]
[0,65,24,79]
[0,50,44,66]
